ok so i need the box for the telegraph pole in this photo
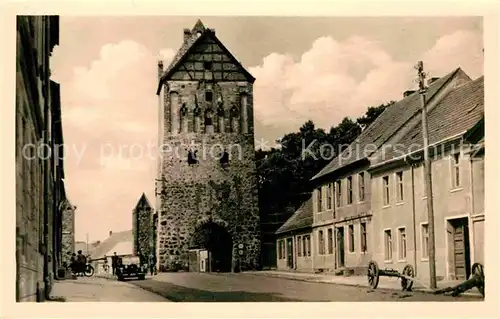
[416,61,437,289]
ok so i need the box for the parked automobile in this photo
[116,256,146,281]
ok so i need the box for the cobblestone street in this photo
[50,277,168,302]
[128,273,481,302]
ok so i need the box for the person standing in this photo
[149,252,157,276]
[111,252,118,276]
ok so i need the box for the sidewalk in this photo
[241,270,483,298]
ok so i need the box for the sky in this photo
[49,16,483,243]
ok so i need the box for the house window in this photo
[327,228,333,254]
[348,224,355,253]
[318,230,325,255]
[358,172,365,202]
[302,236,307,257]
[317,187,323,213]
[398,227,407,260]
[421,223,429,259]
[383,175,390,206]
[384,229,392,261]
[327,183,333,210]
[396,171,404,202]
[296,236,301,257]
[205,91,213,102]
[360,222,367,252]
[347,176,353,205]
[203,61,212,70]
[336,180,342,207]
[305,235,311,256]
[452,153,461,188]
[278,240,284,259]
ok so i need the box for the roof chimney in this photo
[109,230,112,237]
[403,90,416,98]
[183,28,191,42]
[158,60,163,80]
[428,77,440,85]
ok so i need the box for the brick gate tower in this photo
[154,20,260,272]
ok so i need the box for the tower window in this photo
[203,62,212,70]
[205,91,213,102]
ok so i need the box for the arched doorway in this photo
[190,220,233,272]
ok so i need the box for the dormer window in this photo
[203,62,212,70]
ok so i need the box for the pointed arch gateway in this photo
[189,218,233,272]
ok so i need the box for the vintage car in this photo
[116,256,146,281]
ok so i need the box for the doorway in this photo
[286,238,294,269]
[336,227,345,268]
[446,217,471,280]
[190,221,233,272]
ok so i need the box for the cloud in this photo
[52,40,174,241]
[423,30,483,79]
[249,30,483,133]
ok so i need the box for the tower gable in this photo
[156,20,255,94]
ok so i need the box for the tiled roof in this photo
[375,76,484,164]
[275,197,313,235]
[312,68,465,181]
[89,230,133,259]
[156,19,255,94]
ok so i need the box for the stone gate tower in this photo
[155,20,261,272]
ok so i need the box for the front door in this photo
[286,238,294,269]
[451,218,471,280]
[336,227,345,267]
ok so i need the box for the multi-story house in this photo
[275,198,313,271]
[278,68,471,273]
[16,15,69,302]
[368,77,484,282]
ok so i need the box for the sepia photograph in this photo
[10,8,492,309]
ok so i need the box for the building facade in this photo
[276,67,476,275]
[275,198,313,272]
[368,77,484,282]
[16,15,68,302]
[155,20,261,272]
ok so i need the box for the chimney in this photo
[158,60,163,80]
[428,77,440,85]
[403,90,416,98]
[183,28,191,42]
[109,230,112,237]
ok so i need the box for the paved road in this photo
[50,276,169,302]
[129,272,480,302]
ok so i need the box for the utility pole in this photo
[415,61,437,289]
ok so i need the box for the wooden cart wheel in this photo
[401,264,415,291]
[367,260,380,289]
[471,262,484,297]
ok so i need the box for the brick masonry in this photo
[132,194,153,257]
[61,200,76,266]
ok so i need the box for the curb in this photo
[240,272,483,299]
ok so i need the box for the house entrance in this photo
[336,227,345,267]
[190,220,233,272]
[446,217,471,280]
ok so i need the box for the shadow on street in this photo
[130,279,302,302]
